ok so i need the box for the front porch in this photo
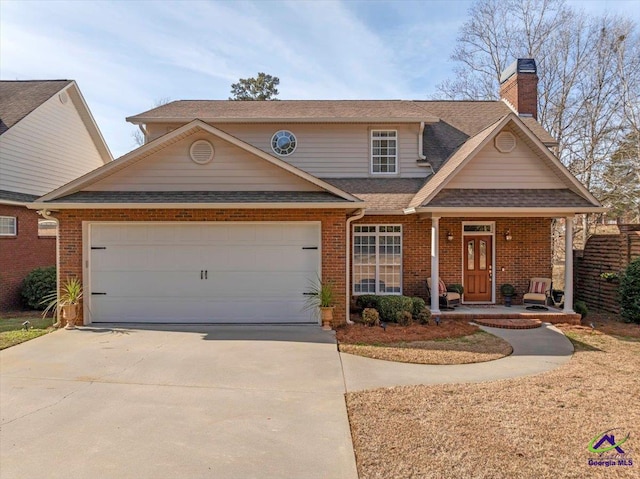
[431,304,582,325]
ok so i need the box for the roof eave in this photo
[28,201,365,210]
[412,206,607,216]
[126,116,439,125]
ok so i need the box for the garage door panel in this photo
[89,223,321,324]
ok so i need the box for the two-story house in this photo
[0,80,112,310]
[31,59,602,325]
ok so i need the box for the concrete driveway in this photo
[0,325,358,479]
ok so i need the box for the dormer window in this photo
[371,130,397,174]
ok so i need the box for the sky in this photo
[1,0,639,158]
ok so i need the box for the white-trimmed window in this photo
[353,225,402,294]
[371,130,397,174]
[0,216,17,236]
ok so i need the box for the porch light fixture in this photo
[446,231,454,241]
[504,229,513,241]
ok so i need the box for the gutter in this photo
[345,208,365,325]
[418,122,426,160]
[27,202,366,210]
[37,209,61,328]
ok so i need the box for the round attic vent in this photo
[494,131,516,153]
[58,92,69,104]
[189,140,214,165]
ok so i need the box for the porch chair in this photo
[523,278,552,307]
[426,278,461,310]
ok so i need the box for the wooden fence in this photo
[574,224,640,313]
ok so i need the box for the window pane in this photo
[467,240,475,270]
[479,240,487,270]
[0,217,17,236]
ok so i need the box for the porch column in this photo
[431,216,441,314]
[564,216,575,313]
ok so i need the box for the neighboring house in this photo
[0,80,112,311]
[31,59,602,326]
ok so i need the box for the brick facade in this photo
[0,205,56,311]
[55,209,347,326]
[499,72,539,120]
[353,216,553,304]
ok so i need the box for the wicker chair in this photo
[523,278,552,307]
[426,278,461,309]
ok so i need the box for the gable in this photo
[86,130,322,192]
[446,125,566,189]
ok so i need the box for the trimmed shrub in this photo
[21,266,56,310]
[377,296,414,323]
[411,297,426,317]
[416,308,432,325]
[574,300,588,319]
[395,310,413,326]
[361,308,380,326]
[620,257,640,323]
[355,295,381,311]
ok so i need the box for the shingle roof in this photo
[428,189,596,208]
[0,190,40,203]
[44,191,353,204]
[0,80,72,134]
[127,100,438,123]
[325,178,425,210]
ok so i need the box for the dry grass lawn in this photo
[347,316,639,479]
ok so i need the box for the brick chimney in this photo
[499,58,538,119]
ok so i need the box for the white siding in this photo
[87,132,321,192]
[146,122,427,178]
[446,127,566,189]
[0,91,106,196]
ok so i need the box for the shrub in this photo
[500,284,515,296]
[574,300,588,319]
[411,297,426,317]
[361,308,380,326]
[416,308,432,325]
[355,295,381,311]
[21,266,56,310]
[395,310,413,326]
[448,284,464,294]
[377,296,414,323]
[620,257,640,323]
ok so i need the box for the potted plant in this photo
[599,272,619,283]
[500,283,516,307]
[448,284,464,295]
[304,277,335,330]
[42,277,83,329]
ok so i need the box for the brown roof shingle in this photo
[428,189,596,208]
[325,178,426,210]
[0,80,72,134]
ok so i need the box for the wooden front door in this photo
[463,235,493,302]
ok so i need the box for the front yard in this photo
[346,313,639,478]
[0,312,54,349]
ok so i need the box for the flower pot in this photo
[62,304,78,330]
[504,296,512,307]
[320,307,334,330]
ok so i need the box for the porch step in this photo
[434,310,581,325]
[474,318,542,329]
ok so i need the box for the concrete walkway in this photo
[340,323,574,391]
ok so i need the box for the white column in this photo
[564,216,575,313]
[431,216,441,314]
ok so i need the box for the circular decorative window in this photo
[271,130,297,156]
[494,131,516,153]
[189,140,214,164]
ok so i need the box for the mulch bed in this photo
[336,320,479,344]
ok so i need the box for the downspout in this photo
[138,124,148,144]
[418,122,436,175]
[345,208,366,325]
[38,209,60,328]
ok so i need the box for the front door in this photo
[464,235,492,302]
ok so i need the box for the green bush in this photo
[620,257,640,323]
[21,266,56,310]
[395,310,413,326]
[416,308,432,325]
[377,296,414,323]
[355,295,381,311]
[411,297,426,317]
[574,300,588,319]
[361,308,380,326]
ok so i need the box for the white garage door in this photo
[88,223,321,323]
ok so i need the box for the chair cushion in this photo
[523,292,546,302]
[446,291,461,301]
[530,281,546,294]
[438,279,447,295]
